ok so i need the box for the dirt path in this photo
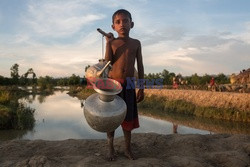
[0,133,249,167]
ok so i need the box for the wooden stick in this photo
[97,28,112,38]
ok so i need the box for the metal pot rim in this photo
[93,78,122,95]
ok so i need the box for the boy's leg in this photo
[123,129,135,160]
[107,131,115,161]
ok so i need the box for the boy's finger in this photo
[136,94,140,103]
[108,33,114,38]
[136,94,143,103]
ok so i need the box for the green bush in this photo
[0,105,11,129]
[15,103,35,130]
[0,87,36,130]
[0,91,10,104]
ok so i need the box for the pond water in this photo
[0,91,249,141]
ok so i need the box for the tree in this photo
[37,76,54,90]
[68,74,80,85]
[144,70,176,85]
[24,68,37,85]
[161,69,176,85]
[57,78,69,86]
[190,73,201,85]
[161,69,170,85]
[200,74,211,85]
[0,75,11,85]
[216,73,230,84]
[147,73,153,79]
[10,63,20,84]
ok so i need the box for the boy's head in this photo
[112,9,132,23]
[112,9,134,36]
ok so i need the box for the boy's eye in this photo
[123,19,128,23]
[115,19,129,25]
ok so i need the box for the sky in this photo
[0,0,250,78]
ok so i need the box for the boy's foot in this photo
[107,148,115,161]
[124,150,135,160]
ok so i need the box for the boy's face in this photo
[112,13,133,37]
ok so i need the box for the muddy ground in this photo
[0,133,250,167]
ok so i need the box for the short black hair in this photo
[112,9,132,23]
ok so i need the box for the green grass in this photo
[68,86,95,99]
[0,102,35,130]
[0,91,10,104]
[0,86,36,130]
[0,104,11,129]
[15,103,35,130]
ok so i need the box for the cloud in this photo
[135,26,186,47]
[14,44,100,77]
[1,0,250,77]
[141,24,250,76]
[23,0,105,38]
[0,40,98,77]
[143,42,196,73]
[237,22,250,44]
[13,34,31,44]
[185,35,228,49]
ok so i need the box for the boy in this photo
[105,9,144,160]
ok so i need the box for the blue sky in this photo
[0,0,250,77]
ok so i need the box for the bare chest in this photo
[111,39,138,63]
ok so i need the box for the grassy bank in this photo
[144,89,250,112]
[67,86,95,99]
[0,86,35,130]
[68,86,250,122]
[138,94,250,122]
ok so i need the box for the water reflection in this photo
[21,91,107,140]
[139,109,250,135]
[173,123,178,134]
[0,90,249,141]
[133,115,211,135]
[20,93,53,104]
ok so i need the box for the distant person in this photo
[172,77,178,89]
[210,77,215,86]
[173,81,178,89]
[209,77,215,91]
[104,9,144,160]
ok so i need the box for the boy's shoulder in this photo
[129,37,141,44]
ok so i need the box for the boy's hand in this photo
[136,89,144,103]
[105,33,114,42]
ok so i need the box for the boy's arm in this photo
[137,42,144,80]
[136,41,144,103]
[105,42,112,63]
[104,33,114,63]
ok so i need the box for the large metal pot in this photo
[84,78,127,132]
